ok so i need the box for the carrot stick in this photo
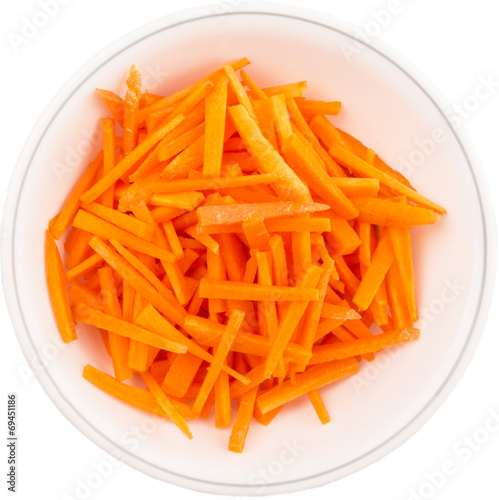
[224,64,258,124]
[207,248,227,314]
[82,202,155,241]
[192,309,245,414]
[215,368,232,428]
[329,145,446,214]
[217,233,246,282]
[307,389,331,424]
[264,265,323,377]
[309,328,421,364]
[240,69,267,100]
[197,201,328,226]
[322,212,361,255]
[45,231,77,342]
[253,98,278,149]
[386,261,413,329]
[228,104,311,202]
[295,98,341,116]
[72,303,187,352]
[331,177,380,197]
[353,229,394,311]
[89,236,186,325]
[81,114,184,204]
[389,226,417,322]
[243,216,271,251]
[228,385,258,453]
[203,74,228,177]
[261,81,308,99]
[271,94,293,144]
[282,134,358,219]
[352,197,440,227]
[156,122,205,163]
[183,226,219,254]
[65,253,103,283]
[163,220,183,259]
[50,152,103,240]
[140,371,193,439]
[69,281,104,311]
[98,266,132,381]
[82,365,197,420]
[73,210,175,262]
[149,192,205,211]
[257,358,358,414]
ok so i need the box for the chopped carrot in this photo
[47,59,445,453]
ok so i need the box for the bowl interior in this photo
[7,9,487,494]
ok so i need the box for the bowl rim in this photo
[2,1,497,496]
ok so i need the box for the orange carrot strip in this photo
[353,230,394,311]
[50,152,103,239]
[389,226,417,322]
[217,233,246,282]
[309,328,421,364]
[140,371,193,439]
[307,390,331,424]
[135,304,249,384]
[197,202,328,226]
[224,64,258,123]
[295,98,341,116]
[228,385,258,453]
[386,261,413,329]
[82,365,197,420]
[89,236,185,325]
[264,265,323,377]
[228,104,311,202]
[239,69,267,100]
[151,207,186,224]
[99,119,116,207]
[203,74,228,177]
[253,98,278,149]
[329,145,446,214]
[96,89,124,127]
[81,114,184,204]
[184,226,219,254]
[98,266,132,381]
[322,212,361,255]
[257,358,358,414]
[45,231,77,342]
[207,248,227,314]
[72,303,187,353]
[199,278,319,302]
[156,122,205,162]
[286,98,346,178]
[243,216,271,251]
[65,253,103,283]
[162,220,183,259]
[282,134,358,219]
[352,197,440,227]
[82,202,155,241]
[321,303,360,320]
[269,234,288,287]
[270,94,293,144]
[69,281,103,311]
[73,210,175,262]
[123,66,141,154]
[192,309,246,414]
[261,82,308,99]
[215,368,232,428]
[331,177,380,197]
[149,192,205,210]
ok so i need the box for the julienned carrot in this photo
[45,231,77,343]
[257,358,358,414]
[353,230,394,311]
[140,371,193,439]
[282,134,358,220]
[192,309,245,414]
[73,210,175,262]
[203,74,228,177]
[352,197,440,227]
[47,60,444,454]
[89,236,186,326]
[72,303,187,352]
[197,202,328,226]
[308,328,420,364]
[330,144,446,214]
[228,104,311,202]
[83,365,197,420]
[81,114,184,204]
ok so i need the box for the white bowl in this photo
[2,2,496,496]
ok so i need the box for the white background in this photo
[1,0,498,499]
